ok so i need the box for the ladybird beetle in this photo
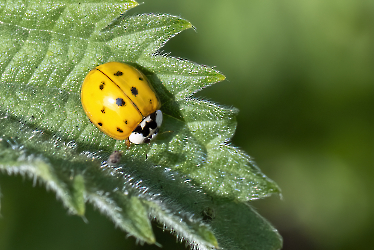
[80,62,162,144]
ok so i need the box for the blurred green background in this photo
[1,0,374,249]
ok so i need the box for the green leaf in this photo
[0,1,282,249]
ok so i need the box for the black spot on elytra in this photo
[114,71,123,76]
[98,122,103,126]
[131,87,138,96]
[117,128,123,133]
[99,81,105,90]
[116,98,125,106]
[124,120,128,124]
[101,107,105,113]
[139,77,143,81]
[149,99,153,104]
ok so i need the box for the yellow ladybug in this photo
[81,62,162,144]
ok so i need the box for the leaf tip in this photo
[148,235,157,245]
[218,73,226,82]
